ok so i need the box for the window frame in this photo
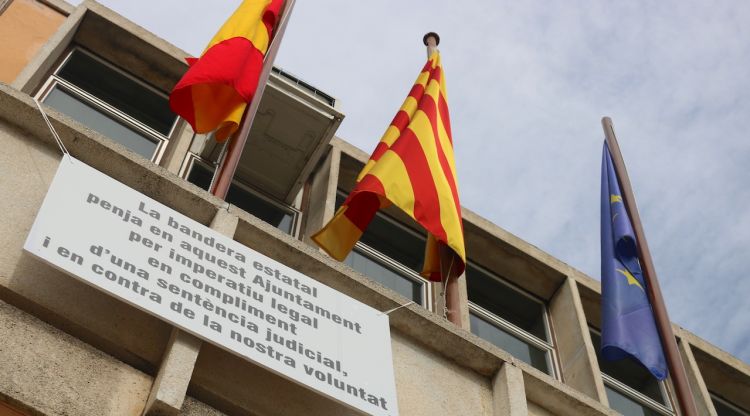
[180,154,301,237]
[589,327,675,416]
[466,262,559,377]
[35,47,177,163]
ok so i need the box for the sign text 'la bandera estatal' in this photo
[25,155,399,416]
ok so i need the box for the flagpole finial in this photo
[423,32,440,46]
[423,32,440,57]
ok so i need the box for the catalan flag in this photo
[169,0,283,142]
[313,52,465,282]
[600,142,667,380]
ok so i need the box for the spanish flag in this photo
[313,52,465,281]
[169,0,284,142]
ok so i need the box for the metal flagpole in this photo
[424,32,464,328]
[601,117,698,416]
[211,0,297,199]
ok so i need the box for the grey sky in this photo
[71,0,750,364]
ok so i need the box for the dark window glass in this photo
[335,192,426,303]
[44,85,158,158]
[335,193,424,271]
[466,264,547,340]
[590,331,666,405]
[187,162,294,234]
[605,384,665,416]
[470,311,549,373]
[57,50,176,135]
[344,249,423,304]
[712,395,749,416]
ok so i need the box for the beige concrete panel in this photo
[549,277,608,404]
[576,280,602,329]
[492,363,527,416]
[528,401,556,416]
[676,334,716,416]
[143,329,203,416]
[72,1,188,92]
[392,330,491,416]
[523,370,617,416]
[0,299,152,415]
[691,343,750,412]
[209,208,239,239]
[456,275,470,328]
[180,397,227,416]
[160,121,194,175]
[331,136,369,164]
[301,146,339,246]
[189,342,358,416]
[463,214,566,300]
[0,0,65,84]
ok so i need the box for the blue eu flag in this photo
[600,142,667,380]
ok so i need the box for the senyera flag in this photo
[600,142,667,380]
[169,0,284,142]
[313,52,466,282]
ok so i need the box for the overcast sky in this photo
[70,0,750,365]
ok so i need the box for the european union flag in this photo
[600,142,667,380]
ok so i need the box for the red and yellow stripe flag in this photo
[169,0,284,142]
[313,52,466,282]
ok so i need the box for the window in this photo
[37,48,177,161]
[589,329,674,416]
[466,264,556,375]
[183,156,298,235]
[336,192,430,306]
[711,393,749,416]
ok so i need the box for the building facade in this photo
[0,1,748,415]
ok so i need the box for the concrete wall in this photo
[0,299,152,416]
[0,81,623,416]
[0,0,66,84]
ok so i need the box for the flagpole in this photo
[601,117,698,416]
[423,32,463,328]
[211,0,297,199]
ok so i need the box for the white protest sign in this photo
[24,155,399,416]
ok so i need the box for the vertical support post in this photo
[601,117,698,416]
[675,332,717,416]
[142,210,238,415]
[210,0,297,199]
[142,329,202,416]
[549,276,608,404]
[492,362,528,416]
